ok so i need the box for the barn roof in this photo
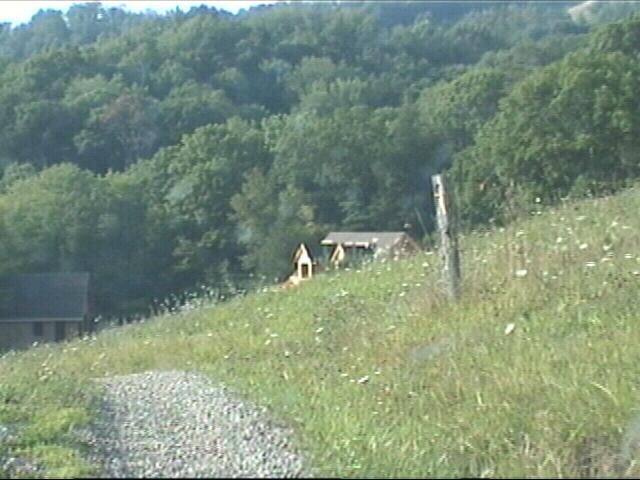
[292,243,314,263]
[321,232,412,250]
[0,273,90,321]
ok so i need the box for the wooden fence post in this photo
[431,173,461,300]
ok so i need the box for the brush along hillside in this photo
[3,186,640,478]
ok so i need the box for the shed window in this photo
[33,322,43,337]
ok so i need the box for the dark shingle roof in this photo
[320,232,412,250]
[0,273,90,320]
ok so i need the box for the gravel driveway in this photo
[83,370,309,478]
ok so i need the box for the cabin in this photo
[0,273,92,352]
[321,231,419,268]
[288,243,318,285]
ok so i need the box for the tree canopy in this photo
[1,2,639,316]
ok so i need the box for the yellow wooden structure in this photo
[290,243,317,284]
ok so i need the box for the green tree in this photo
[74,88,160,172]
[0,164,106,274]
[158,81,235,144]
[417,68,509,159]
[157,118,271,285]
[0,163,37,193]
[452,50,640,225]
[231,170,324,280]
[588,12,640,57]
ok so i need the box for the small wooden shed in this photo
[329,243,346,269]
[291,243,317,282]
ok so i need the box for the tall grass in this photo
[3,186,640,477]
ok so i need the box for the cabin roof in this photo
[0,273,90,321]
[292,243,314,263]
[321,231,411,249]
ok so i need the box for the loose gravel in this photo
[1,424,43,478]
[82,370,309,478]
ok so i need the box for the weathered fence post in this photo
[431,173,461,300]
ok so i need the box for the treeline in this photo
[0,2,639,316]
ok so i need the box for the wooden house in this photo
[288,243,318,285]
[0,273,92,352]
[329,243,347,269]
[321,231,419,268]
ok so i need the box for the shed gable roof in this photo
[0,273,90,320]
[321,232,412,250]
[292,243,314,263]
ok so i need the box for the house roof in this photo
[0,273,90,321]
[292,243,314,263]
[321,232,413,250]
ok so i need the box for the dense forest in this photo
[0,1,639,317]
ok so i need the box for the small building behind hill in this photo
[321,231,419,268]
[0,272,92,352]
[288,243,318,286]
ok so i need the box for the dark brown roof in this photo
[0,273,90,321]
[321,232,413,250]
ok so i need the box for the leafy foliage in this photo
[452,48,640,225]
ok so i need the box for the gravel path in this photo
[83,370,309,478]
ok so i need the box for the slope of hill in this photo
[2,184,640,478]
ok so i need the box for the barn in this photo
[0,273,92,351]
[321,231,419,268]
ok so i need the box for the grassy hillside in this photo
[3,186,640,478]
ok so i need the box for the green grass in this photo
[3,187,640,477]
